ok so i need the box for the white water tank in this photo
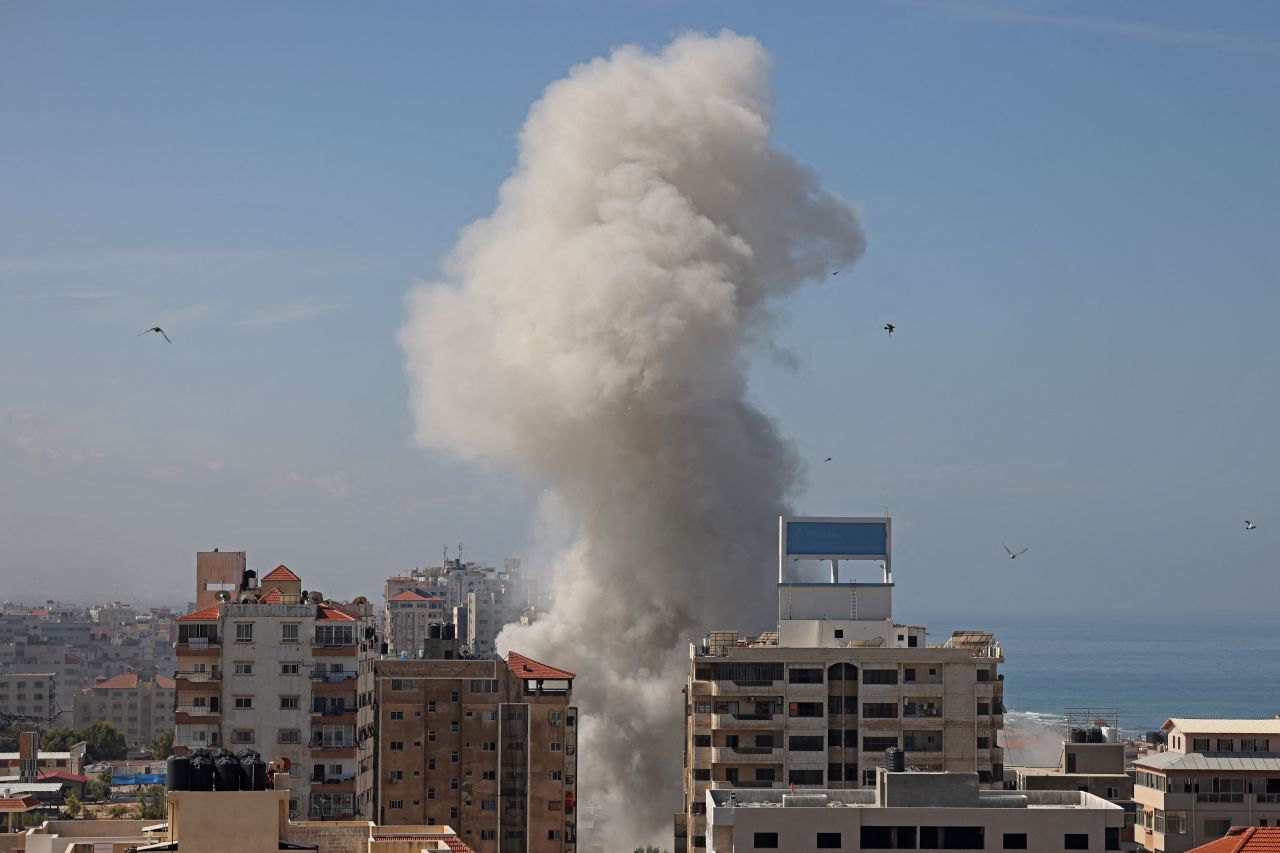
[1101,726,1118,743]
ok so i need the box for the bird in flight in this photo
[139,326,172,343]
[884,323,895,337]
[824,457,833,462]
[831,269,842,276]
[1003,543,1028,560]
[1245,520,1257,530]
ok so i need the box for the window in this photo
[1243,738,1270,751]
[1193,738,1210,752]
[864,736,899,752]
[428,700,436,712]
[390,679,411,691]
[863,669,898,685]
[817,832,842,849]
[450,690,459,702]
[789,667,823,684]
[551,742,562,752]
[1106,786,1120,798]
[231,729,254,743]
[1217,738,1235,751]
[451,777,460,790]
[234,696,253,709]
[451,751,459,763]
[451,720,460,733]
[427,730,436,742]
[1003,834,1027,849]
[427,758,436,770]
[278,730,301,744]
[235,622,253,642]
[314,625,353,646]
[234,662,253,675]
[469,679,498,693]
[863,703,898,718]
[388,799,403,809]
[388,770,403,782]
[281,662,299,675]
[694,700,711,714]
[548,829,561,840]
[789,702,823,718]
[427,788,436,800]
[390,711,404,721]
[692,768,710,781]
[789,735,825,751]
[1205,819,1232,838]
[694,734,711,748]
[789,769,823,785]
[1105,828,1120,851]
[482,741,496,751]
[482,770,495,780]
[390,741,404,751]
[754,833,779,849]
[1064,834,1089,850]
[280,696,299,710]
[549,709,563,726]
[548,799,561,811]
[281,623,299,642]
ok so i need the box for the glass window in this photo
[235,623,253,642]
[1064,834,1089,850]
[754,833,779,849]
[1003,834,1028,850]
[817,832,841,849]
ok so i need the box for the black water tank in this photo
[166,755,190,792]
[1088,728,1105,744]
[188,753,214,791]
[1070,728,1087,744]
[885,747,905,772]
[213,754,241,791]
[429,623,442,639]
[443,623,455,640]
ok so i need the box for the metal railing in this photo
[311,705,357,716]
[175,705,218,716]
[174,670,220,681]
[310,668,358,681]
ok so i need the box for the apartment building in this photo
[384,591,448,656]
[174,560,377,822]
[0,672,55,721]
[375,650,578,853]
[1133,718,1280,853]
[72,672,175,750]
[677,517,1005,853]
[703,769,1124,853]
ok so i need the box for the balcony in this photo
[174,670,221,682]
[1259,794,1280,804]
[711,746,782,764]
[312,705,358,717]
[711,679,779,696]
[1197,793,1245,804]
[711,713,779,729]
[176,638,220,656]
[175,705,219,717]
[311,668,358,682]
[311,775,356,791]
[713,779,775,789]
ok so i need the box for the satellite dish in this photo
[215,591,231,603]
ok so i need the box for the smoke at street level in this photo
[400,31,864,848]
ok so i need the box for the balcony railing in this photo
[311,668,358,681]
[1258,794,1280,804]
[178,637,219,650]
[175,705,218,716]
[313,774,357,784]
[1197,793,1244,803]
[311,739,357,751]
[174,670,221,681]
[312,705,358,716]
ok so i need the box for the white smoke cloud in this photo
[400,31,863,848]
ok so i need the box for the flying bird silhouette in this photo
[138,326,171,343]
[824,457,833,462]
[1245,520,1257,530]
[884,323,895,337]
[1003,543,1028,560]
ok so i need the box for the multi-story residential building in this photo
[0,672,55,721]
[1133,718,1280,853]
[677,516,1005,853]
[375,649,578,853]
[703,768,1123,853]
[1007,711,1137,849]
[173,560,378,822]
[383,557,526,656]
[73,672,175,750]
[465,591,524,658]
[384,591,448,656]
[0,643,83,714]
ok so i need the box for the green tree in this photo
[79,721,127,761]
[150,730,174,760]
[85,769,112,801]
[64,790,82,818]
[136,785,165,820]
[40,726,81,752]
[22,811,45,828]
[107,804,130,819]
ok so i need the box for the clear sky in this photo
[2,1,1278,616]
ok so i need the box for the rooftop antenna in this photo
[457,542,464,565]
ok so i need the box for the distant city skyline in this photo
[3,2,1279,615]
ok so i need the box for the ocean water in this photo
[918,612,1280,735]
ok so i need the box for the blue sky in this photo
[2,1,1278,616]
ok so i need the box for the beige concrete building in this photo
[678,517,1005,852]
[383,591,448,657]
[1133,718,1280,853]
[704,769,1123,853]
[72,672,175,750]
[18,788,476,853]
[174,560,378,822]
[0,672,55,721]
[375,651,578,853]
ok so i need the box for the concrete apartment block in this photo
[677,517,1005,852]
[375,651,578,853]
[1134,718,1280,853]
[72,672,175,750]
[704,769,1123,853]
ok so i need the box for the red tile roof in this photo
[0,795,39,812]
[317,605,356,622]
[38,771,87,784]
[177,604,221,622]
[257,587,284,604]
[388,590,442,602]
[156,675,176,689]
[1189,828,1280,853]
[506,651,575,681]
[90,673,139,690]
[262,564,301,582]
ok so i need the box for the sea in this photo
[914,611,1280,766]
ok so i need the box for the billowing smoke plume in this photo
[401,31,863,848]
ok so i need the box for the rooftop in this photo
[261,565,301,583]
[506,651,575,681]
[1189,827,1280,853]
[1164,718,1280,735]
[1134,752,1280,772]
[88,673,175,690]
[388,590,442,602]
